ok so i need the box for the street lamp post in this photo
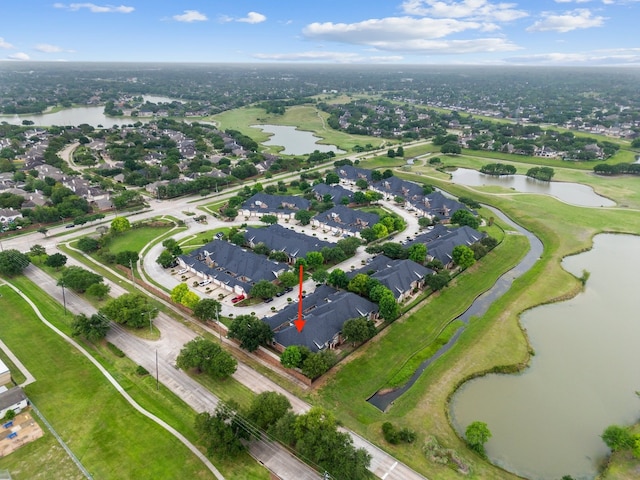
[147,308,158,333]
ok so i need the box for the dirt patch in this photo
[0,410,44,457]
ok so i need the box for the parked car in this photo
[177,268,189,275]
[65,224,75,228]
[264,297,274,303]
[199,279,211,287]
[276,291,285,297]
[284,287,293,293]
[231,295,245,304]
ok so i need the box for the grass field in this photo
[0,277,269,480]
[211,104,385,154]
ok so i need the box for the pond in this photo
[450,168,615,207]
[252,124,344,156]
[450,233,640,480]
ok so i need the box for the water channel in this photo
[450,168,615,207]
[451,233,640,480]
[252,124,344,155]
[367,206,543,410]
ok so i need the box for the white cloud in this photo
[54,3,134,13]
[220,12,267,24]
[554,0,593,3]
[401,0,528,22]
[252,51,402,63]
[35,44,63,53]
[0,38,15,49]
[8,52,30,60]
[172,10,208,23]
[238,12,267,24]
[527,9,606,32]
[304,16,492,43]
[368,37,520,54]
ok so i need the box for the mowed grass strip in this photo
[0,284,215,480]
[5,275,270,480]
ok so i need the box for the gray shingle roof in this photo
[313,205,379,234]
[263,285,378,352]
[244,224,333,260]
[349,256,433,299]
[241,193,310,214]
[179,239,288,293]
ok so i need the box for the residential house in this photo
[244,224,333,263]
[240,193,310,220]
[0,209,22,226]
[177,239,288,297]
[0,359,9,386]
[262,285,378,352]
[311,205,379,238]
[349,256,433,302]
[311,183,353,205]
[407,225,484,268]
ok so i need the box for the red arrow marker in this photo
[294,318,306,333]
[296,264,305,333]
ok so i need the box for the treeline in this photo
[594,163,640,175]
[156,176,231,199]
[480,163,516,175]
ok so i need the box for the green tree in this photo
[228,315,273,352]
[347,273,370,296]
[193,299,222,323]
[247,391,292,431]
[441,142,461,154]
[327,268,349,289]
[325,172,340,184]
[378,292,399,322]
[465,421,492,456]
[116,250,139,267]
[372,222,389,239]
[44,252,67,270]
[301,350,335,380]
[278,270,299,288]
[425,271,450,291]
[342,317,376,346]
[29,244,46,257]
[176,337,237,379]
[59,266,103,293]
[223,207,238,219]
[311,269,328,284]
[171,283,189,304]
[110,216,131,234]
[280,345,304,369]
[294,209,312,225]
[451,209,480,229]
[99,293,157,328]
[601,425,635,452]
[195,403,245,458]
[71,313,110,342]
[407,243,427,264]
[77,237,100,253]
[156,249,176,268]
[0,249,30,276]
[85,282,111,300]
[250,280,278,300]
[181,291,200,309]
[261,214,278,225]
[305,251,324,269]
[452,245,476,269]
[162,238,183,256]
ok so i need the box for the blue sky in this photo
[2,0,640,65]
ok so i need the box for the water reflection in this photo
[451,168,615,207]
[252,124,344,155]
[451,234,640,480]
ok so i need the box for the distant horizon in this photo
[2,1,640,66]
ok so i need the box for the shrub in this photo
[106,342,125,358]
[136,365,149,376]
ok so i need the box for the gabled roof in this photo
[349,256,433,299]
[263,285,378,352]
[241,193,310,213]
[244,224,333,259]
[179,239,288,292]
[408,225,484,265]
[311,183,353,204]
[336,165,373,182]
[313,205,379,233]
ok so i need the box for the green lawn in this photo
[106,221,176,254]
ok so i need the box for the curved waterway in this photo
[451,168,615,207]
[367,206,543,410]
[451,233,640,480]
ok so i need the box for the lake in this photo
[450,233,640,480]
[0,96,177,128]
[252,124,344,155]
[450,168,615,207]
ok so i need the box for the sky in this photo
[2,0,640,65]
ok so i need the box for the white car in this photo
[199,279,211,287]
[177,268,189,275]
